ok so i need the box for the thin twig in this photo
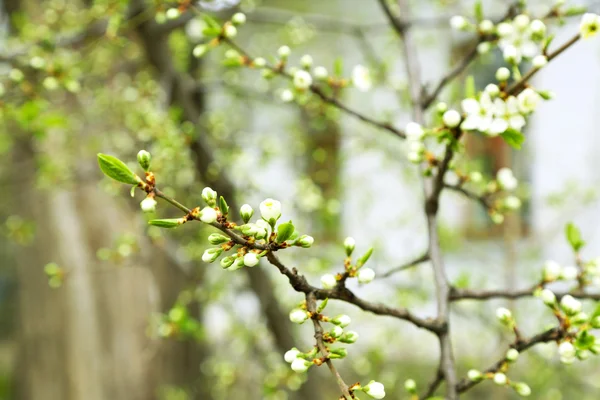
[306,292,353,400]
[380,252,430,278]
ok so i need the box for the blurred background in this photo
[2,0,600,399]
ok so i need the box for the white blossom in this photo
[253,57,266,68]
[532,55,548,68]
[404,379,417,392]
[504,195,521,210]
[280,89,294,102]
[202,187,217,204]
[496,307,512,323]
[284,348,301,363]
[467,369,482,381]
[358,268,375,284]
[260,198,282,222]
[293,70,313,90]
[278,45,291,57]
[344,236,356,255]
[560,295,582,315]
[514,382,532,397]
[580,13,600,39]
[529,19,546,37]
[496,67,510,81]
[497,168,518,191]
[479,19,494,34]
[561,265,579,281]
[140,197,157,213]
[363,381,386,399]
[352,65,372,92]
[321,273,337,289]
[405,122,424,140]
[558,341,576,364]
[333,314,351,327]
[199,207,218,223]
[450,15,468,31]
[313,66,328,80]
[477,42,491,54]
[442,109,461,128]
[291,358,311,372]
[289,308,309,324]
[243,252,259,267]
[540,289,556,306]
[300,54,313,68]
[223,24,237,38]
[506,348,519,361]
[493,372,507,385]
[517,88,541,114]
[231,12,246,25]
[543,260,561,281]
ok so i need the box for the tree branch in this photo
[380,252,430,278]
[306,292,352,400]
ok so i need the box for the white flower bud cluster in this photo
[496,15,547,64]
[542,260,580,283]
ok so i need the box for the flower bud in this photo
[208,233,229,245]
[340,331,359,344]
[320,273,337,289]
[357,267,375,284]
[467,369,483,381]
[253,57,266,68]
[240,204,254,223]
[243,252,260,267]
[503,45,521,64]
[223,24,237,38]
[540,288,556,306]
[496,307,513,325]
[514,382,531,397]
[329,325,344,338]
[231,12,246,25]
[496,67,510,81]
[297,235,314,248]
[363,381,386,399]
[332,314,351,328]
[165,8,180,20]
[329,347,347,358]
[344,237,356,256]
[293,70,313,90]
[199,207,218,223]
[561,265,579,281]
[530,19,546,36]
[543,260,561,281]
[558,341,576,361]
[137,150,151,171]
[493,372,507,385]
[504,196,522,211]
[313,66,328,80]
[404,379,417,393]
[560,294,582,315]
[506,348,519,362]
[284,348,301,363]
[260,198,282,224]
[479,19,494,33]
[485,84,500,97]
[202,187,218,205]
[193,44,208,58]
[300,54,313,68]
[442,109,461,128]
[436,102,448,113]
[140,197,157,213]
[476,42,491,54]
[514,14,530,30]
[280,89,294,103]
[450,15,468,31]
[278,45,291,58]
[220,256,235,269]
[405,122,424,141]
[289,308,309,324]
[496,168,518,191]
[290,358,311,373]
[532,55,548,68]
[202,247,222,263]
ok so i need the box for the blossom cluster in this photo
[285,300,385,398]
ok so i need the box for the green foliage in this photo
[565,222,585,252]
[97,153,140,185]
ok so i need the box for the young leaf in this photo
[97,153,140,185]
[575,330,595,350]
[149,219,182,228]
[565,222,585,251]
[356,247,373,268]
[219,196,229,216]
[500,129,525,149]
[464,75,476,98]
[334,57,343,77]
[276,221,295,243]
[473,0,483,21]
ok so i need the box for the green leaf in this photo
[202,14,222,36]
[464,75,475,98]
[317,298,329,313]
[473,0,483,21]
[565,222,586,251]
[333,57,343,77]
[575,330,595,350]
[542,34,555,54]
[276,221,295,243]
[149,219,182,228]
[97,153,140,185]
[356,247,373,268]
[500,129,525,149]
[564,6,587,16]
[219,196,229,216]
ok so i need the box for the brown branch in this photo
[450,286,600,301]
[506,33,581,96]
[456,327,564,393]
[444,183,491,211]
[421,368,443,399]
[380,252,430,278]
[222,39,406,140]
[306,292,352,400]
